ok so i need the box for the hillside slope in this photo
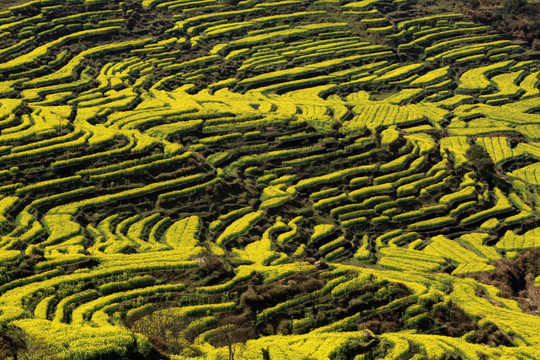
[0,0,539,359]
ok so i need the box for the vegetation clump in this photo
[0,0,539,358]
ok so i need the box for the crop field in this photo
[0,0,539,359]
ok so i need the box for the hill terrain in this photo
[0,0,539,359]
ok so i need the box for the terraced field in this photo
[0,0,539,359]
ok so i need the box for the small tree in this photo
[503,0,528,15]
[130,311,200,358]
[261,347,271,360]
[211,314,255,360]
[466,143,496,185]
[0,323,27,360]
[215,325,238,360]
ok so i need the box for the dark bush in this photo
[466,144,496,185]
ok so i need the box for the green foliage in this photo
[0,322,27,360]
[466,144,496,183]
[0,0,539,359]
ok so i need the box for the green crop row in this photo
[460,188,514,225]
[348,183,394,200]
[496,228,540,251]
[15,175,82,195]
[71,283,186,325]
[164,216,200,249]
[256,275,349,322]
[216,210,264,246]
[439,185,476,205]
[158,176,222,200]
[399,26,490,50]
[457,60,514,93]
[54,289,99,323]
[89,152,192,182]
[276,216,303,245]
[319,236,346,253]
[228,144,322,171]
[340,216,368,228]
[397,13,463,30]
[3,130,91,162]
[396,169,447,196]
[407,216,454,231]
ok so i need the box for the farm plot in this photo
[0,0,538,359]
